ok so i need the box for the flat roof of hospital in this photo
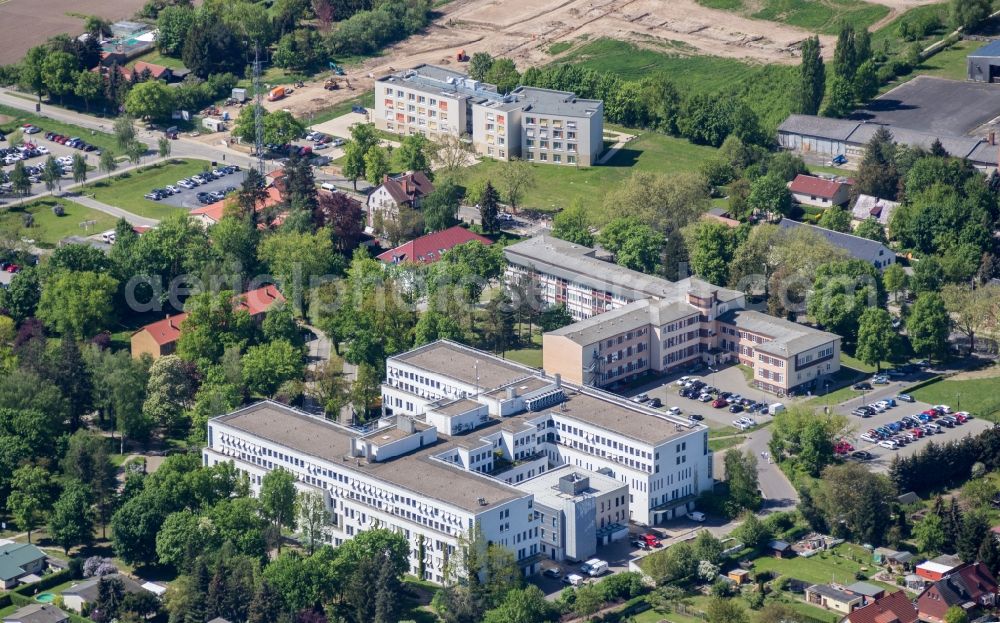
[214,402,525,512]
[391,340,540,389]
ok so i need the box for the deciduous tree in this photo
[856,308,897,371]
[908,292,950,361]
[49,484,94,553]
[7,465,53,542]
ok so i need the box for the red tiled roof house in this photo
[916,563,999,623]
[366,171,434,230]
[788,174,852,208]
[130,285,284,359]
[376,225,492,265]
[844,591,918,623]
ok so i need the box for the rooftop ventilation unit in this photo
[525,389,565,412]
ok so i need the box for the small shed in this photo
[769,540,792,559]
[968,40,1000,83]
[202,117,226,132]
[806,584,863,614]
[728,569,750,585]
[231,88,247,103]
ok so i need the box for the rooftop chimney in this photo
[554,373,561,388]
[991,131,996,146]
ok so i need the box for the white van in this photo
[584,559,608,577]
[563,573,585,586]
[687,511,706,522]
[768,403,785,415]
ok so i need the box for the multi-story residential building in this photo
[381,340,713,527]
[508,236,842,395]
[512,86,603,166]
[374,65,604,166]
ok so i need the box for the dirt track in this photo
[264,0,942,119]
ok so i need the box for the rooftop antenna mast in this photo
[252,43,266,176]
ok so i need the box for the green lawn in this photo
[503,333,543,368]
[553,38,799,133]
[695,0,889,34]
[709,434,747,452]
[911,39,977,81]
[0,198,118,247]
[750,544,882,586]
[307,91,374,126]
[129,49,188,70]
[461,131,717,214]
[84,158,212,220]
[911,373,1000,421]
[0,104,120,156]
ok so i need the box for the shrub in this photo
[51,204,65,217]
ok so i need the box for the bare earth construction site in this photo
[271,0,943,118]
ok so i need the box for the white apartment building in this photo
[374,65,604,166]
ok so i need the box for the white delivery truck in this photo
[768,402,785,415]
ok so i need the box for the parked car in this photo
[698,393,713,402]
[687,511,706,522]
[647,398,662,408]
[852,382,872,391]
[895,393,914,403]
[878,440,898,450]
[860,433,877,443]
[728,403,743,414]
[666,407,681,416]
[851,450,873,461]
[631,393,649,403]
[711,398,728,408]
[688,414,704,421]
[543,568,561,578]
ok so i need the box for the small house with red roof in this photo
[376,225,492,265]
[916,555,964,582]
[366,171,435,230]
[130,285,284,359]
[844,590,918,623]
[190,186,284,227]
[788,174,852,208]
[916,562,999,623]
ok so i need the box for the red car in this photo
[954,413,968,423]
[6,264,20,273]
[911,428,924,438]
[711,398,728,408]
[922,409,938,418]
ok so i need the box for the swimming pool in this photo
[35,592,55,603]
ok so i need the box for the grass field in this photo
[308,91,375,126]
[750,543,886,586]
[911,373,1000,421]
[84,158,210,220]
[461,131,717,214]
[129,49,188,70]
[554,38,799,133]
[0,198,118,246]
[695,0,889,34]
[0,104,119,156]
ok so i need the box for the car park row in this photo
[856,403,973,451]
[145,165,241,201]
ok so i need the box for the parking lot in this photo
[624,365,780,431]
[154,168,244,209]
[1,126,103,196]
[833,378,993,472]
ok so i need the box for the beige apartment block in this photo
[374,66,604,166]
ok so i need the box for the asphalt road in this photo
[621,365,800,514]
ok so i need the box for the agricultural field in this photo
[0,0,146,65]
[697,0,890,34]
[0,198,118,246]
[460,130,718,214]
[84,159,210,220]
